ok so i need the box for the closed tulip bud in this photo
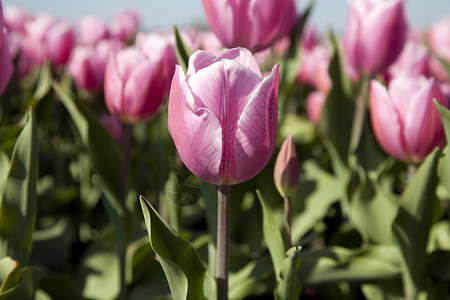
[168,47,279,185]
[306,91,326,125]
[108,9,140,42]
[68,39,123,91]
[274,135,300,197]
[201,0,296,52]
[344,0,408,75]
[104,48,167,124]
[370,76,446,164]
[23,14,74,68]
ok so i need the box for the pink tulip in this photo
[68,39,123,91]
[428,16,450,83]
[108,9,140,42]
[343,0,408,75]
[201,0,296,52]
[0,2,13,96]
[76,15,108,46]
[273,135,300,197]
[104,48,167,124]
[3,5,31,34]
[23,14,74,68]
[387,39,430,81]
[370,76,446,164]
[306,91,326,125]
[297,44,332,94]
[168,48,279,185]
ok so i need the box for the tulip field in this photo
[1,0,450,299]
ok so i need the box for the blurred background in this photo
[3,0,450,33]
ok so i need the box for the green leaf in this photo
[0,267,41,300]
[299,245,402,285]
[256,190,286,281]
[0,257,20,294]
[52,81,125,250]
[31,62,52,103]
[174,26,192,73]
[0,108,38,266]
[435,100,450,195]
[319,30,354,163]
[392,149,440,298]
[140,196,206,300]
[0,151,8,190]
[275,247,301,300]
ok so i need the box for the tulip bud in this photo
[77,15,108,46]
[104,48,168,124]
[370,76,446,164]
[274,136,300,198]
[343,0,408,75]
[201,0,296,52]
[108,9,140,43]
[168,47,279,185]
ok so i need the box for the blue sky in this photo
[2,0,449,34]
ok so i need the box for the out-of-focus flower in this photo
[343,0,408,75]
[76,15,109,46]
[0,2,14,96]
[306,91,326,125]
[370,76,446,164]
[297,44,332,94]
[68,39,123,91]
[273,135,300,197]
[386,39,430,80]
[3,5,31,33]
[428,16,450,83]
[201,0,297,52]
[168,47,279,185]
[100,115,125,144]
[301,24,318,51]
[104,48,167,124]
[23,14,74,68]
[108,9,140,42]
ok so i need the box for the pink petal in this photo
[186,50,217,79]
[104,55,125,119]
[216,47,262,77]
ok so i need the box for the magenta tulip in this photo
[370,77,446,164]
[273,135,300,198]
[201,0,296,52]
[104,48,167,124]
[168,48,279,185]
[68,39,123,91]
[343,0,408,75]
[23,14,74,68]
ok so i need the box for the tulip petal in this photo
[233,64,279,184]
[186,50,217,79]
[370,80,405,160]
[104,55,125,119]
[169,65,222,184]
[216,47,262,77]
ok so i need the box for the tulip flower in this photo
[343,0,408,75]
[274,135,300,198]
[68,39,123,91]
[306,91,326,125]
[76,15,109,46]
[23,14,74,68]
[108,9,140,42]
[3,5,31,34]
[428,16,450,83]
[168,47,279,185]
[201,0,296,52]
[0,1,13,96]
[104,48,168,124]
[370,76,446,164]
[387,39,430,81]
[297,44,332,94]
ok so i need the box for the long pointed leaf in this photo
[275,247,301,300]
[140,196,206,300]
[0,108,38,266]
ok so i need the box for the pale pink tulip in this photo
[201,0,296,52]
[77,15,108,46]
[297,44,332,94]
[306,91,326,125]
[273,135,300,197]
[3,5,31,34]
[104,48,167,124]
[108,9,140,42]
[68,39,123,91]
[428,16,450,83]
[168,48,279,185]
[370,77,446,163]
[23,14,74,68]
[343,0,408,75]
[387,39,430,80]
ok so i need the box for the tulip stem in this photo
[216,184,230,300]
[284,196,292,247]
[407,164,417,184]
[350,75,370,153]
[118,124,132,300]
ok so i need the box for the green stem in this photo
[349,75,371,153]
[118,124,132,300]
[284,196,292,247]
[216,185,230,300]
